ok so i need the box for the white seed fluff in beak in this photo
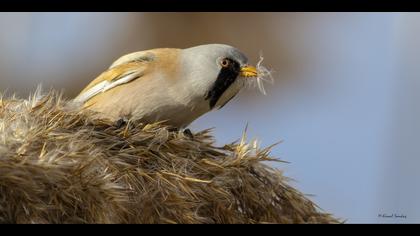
[244,52,274,95]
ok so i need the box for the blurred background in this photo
[0,12,418,223]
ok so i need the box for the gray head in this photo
[184,44,249,66]
[181,44,257,109]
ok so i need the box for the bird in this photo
[74,44,264,128]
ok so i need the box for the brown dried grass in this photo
[0,90,339,224]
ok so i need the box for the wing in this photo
[74,50,157,104]
[74,62,147,104]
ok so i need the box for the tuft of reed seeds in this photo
[0,90,340,224]
[244,53,275,95]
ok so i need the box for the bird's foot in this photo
[182,128,194,139]
[166,127,194,139]
[167,127,179,132]
[115,117,129,129]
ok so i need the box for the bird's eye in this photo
[220,58,230,68]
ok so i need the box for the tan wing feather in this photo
[75,61,150,104]
[79,62,144,93]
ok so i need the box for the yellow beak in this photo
[240,65,258,78]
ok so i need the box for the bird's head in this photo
[181,44,272,109]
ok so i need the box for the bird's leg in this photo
[183,128,194,139]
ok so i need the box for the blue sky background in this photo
[0,12,418,223]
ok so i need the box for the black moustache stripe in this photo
[205,60,240,109]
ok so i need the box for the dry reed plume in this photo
[0,90,339,223]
